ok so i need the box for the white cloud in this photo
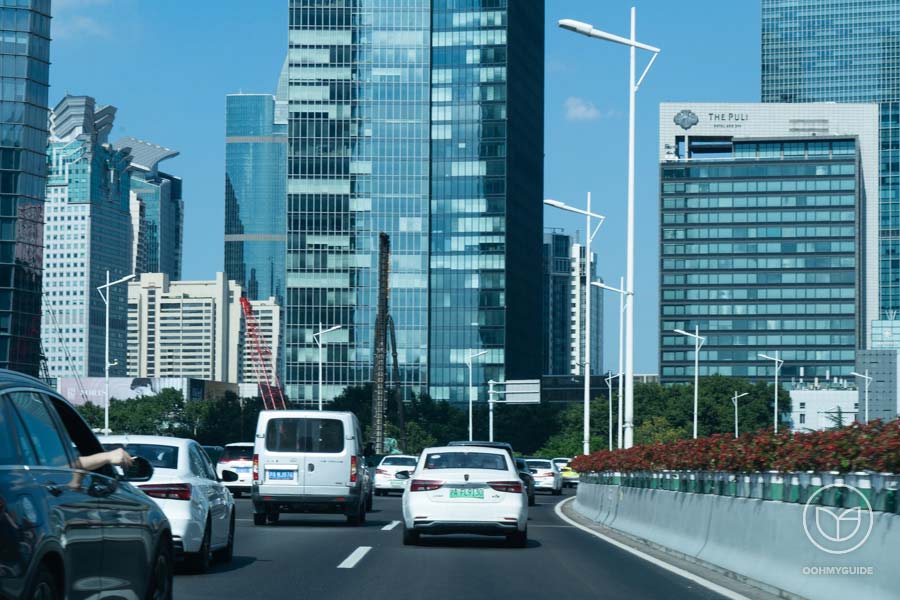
[53,14,110,40]
[565,96,600,121]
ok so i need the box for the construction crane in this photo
[240,297,286,410]
[372,232,405,453]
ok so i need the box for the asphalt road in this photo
[174,489,727,600]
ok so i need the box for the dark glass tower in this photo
[0,0,50,375]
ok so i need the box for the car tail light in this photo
[376,468,389,475]
[350,455,358,483]
[139,483,192,501]
[537,472,553,478]
[253,454,259,481]
[488,481,523,494]
[410,479,443,492]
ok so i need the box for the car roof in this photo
[422,445,508,456]
[225,442,254,447]
[379,454,417,460]
[99,434,193,449]
[447,440,514,451]
[0,369,56,394]
[258,409,355,419]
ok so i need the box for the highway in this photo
[174,489,730,600]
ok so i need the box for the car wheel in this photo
[233,491,241,498]
[28,564,59,600]
[186,520,212,573]
[266,511,280,524]
[366,491,374,512]
[253,512,266,526]
[553,486,562,496]
[402,523,419,546]
[507,527,527,548]
[213,511,235,563]
[145,538,174,600]
[346,500,365,526]
[528,493,535,507]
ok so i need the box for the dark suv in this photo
[0,370,173,600]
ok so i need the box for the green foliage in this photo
[635,416,687,445]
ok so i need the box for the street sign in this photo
[493,379,541,404]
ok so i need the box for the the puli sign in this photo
[674,109,751,131]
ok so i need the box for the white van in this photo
[251,410,368,526]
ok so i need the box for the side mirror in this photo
[221,470,239,483]
[124,456,154,483]
[395,470,410,480]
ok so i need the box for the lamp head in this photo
[559,19,594,36]
[543,198,566,209]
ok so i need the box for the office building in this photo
[542,231,572,375]
[224,66,287,304]
[790,387,858,431]
[285,1,544,403]
[0,0,50,375]
[113,137,182,278]
[569,242,601,376]
[761,0,900,340]
[42,95,132,378]
[659,102,878,383]
[126,272,279,385]
[239,297,280,385]
[856,349,900,423]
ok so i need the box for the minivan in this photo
[251,410,368,526]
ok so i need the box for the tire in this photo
[346,500,366,526]
[507,527,527,548]
[553,486,562,496]
[145,538,174,600]
[213,512,235,564]
[402,523,419,546]
[366,491,374,512]
[266,511,280,524]
[253,513,266,526]
[232,491,241,498]
[186,521,212,573]
[528,493,535,507]
[28,564,59,600]
[375,489,384,497]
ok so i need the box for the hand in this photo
[106,448,134,469]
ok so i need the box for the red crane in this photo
[240,297,286,410]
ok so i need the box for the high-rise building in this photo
[42,95,132,378]
[569,242,601,376]
[0,0,50,375]
[112,137,182,279]
[542,231,572,375]
[285,1,544,404]
[239,298,281,385]
[224,65,287,305]
[658,102,878,383]
[761,0,900,344]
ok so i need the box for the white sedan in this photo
[400,446,528,547]
[526,458,563,495]
[374,454,418,495]
[101,434,237,572]
[216,442,254,497]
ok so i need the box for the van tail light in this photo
[253,454,259,481]
[139,483,192,501]
[350,455,358,483]
[488,481,523,494]
[376,468,389,475]
[410,480,443,492]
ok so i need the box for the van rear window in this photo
[265,419,344,453]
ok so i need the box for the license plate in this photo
[391,480,404,486]
[235,467,251,473]
[449,488,484,499]
[268,470,294,481]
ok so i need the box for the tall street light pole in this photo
[313,323,342,411]
[97,270,135,435]
[675,327,706,438]
[604,371,618,451]
[850,370,871,423]
[544,196,606,456]
[466,349,488,441]
[593,277,630,448]
[758,352,784,432]
[731,391,749,439]
[560,10,659,450]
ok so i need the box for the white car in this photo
[101,434,236,572]
[526,458,563,495]
[217,442,254,496]
[374,455,418,495]
[400,446,528,547]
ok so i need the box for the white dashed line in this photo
[337,546,372,569]
[382,520,401,531]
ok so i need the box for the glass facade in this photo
[0,0,49,375]
[542,231,571,375]
[761,0,900,323]
[660,138,860,382]
[224,93,286,304]
[285,0,543,404]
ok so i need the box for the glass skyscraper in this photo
[761,0,900,341]
[0,0,50,375]
[286,1,543,404]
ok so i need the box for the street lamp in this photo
[758,352,784,432]
[850,370,871,423]
[97,270,135,435]
[674,327,706,438]
[593,277,630,448]
[465,349,488,441]
[560,10,659,450]
[730,391,749,439]
[544,195,606,456]
[313,323,342,411]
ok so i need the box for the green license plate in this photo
[449,488,484,499]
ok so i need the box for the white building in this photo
[239,298,281,385]
[569,243,602,376]
[790,388,858,431]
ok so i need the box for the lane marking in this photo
[382,520,401,531]
[554,497,751,600]
[337,546,372,569]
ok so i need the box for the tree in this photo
[635,416,687,445]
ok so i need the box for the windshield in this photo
[221,446,253,460]
[266,418,344,453]
[381,456,417,466]
[104,443,179,469]
[423,451,508,471]
[553,458,569,466]
[527,459,553,469]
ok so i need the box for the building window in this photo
[799,414,806,425]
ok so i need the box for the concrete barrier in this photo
[574,481,900,600]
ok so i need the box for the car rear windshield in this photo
[221,446,253,461]
[265,418,344,453]
[381,456,417,467]
[423,452,508,471]
[104,443,179,469]
[527,460,553,469]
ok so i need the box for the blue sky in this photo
[50,0,760,374]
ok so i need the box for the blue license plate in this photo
[235,467,251,473]
[268,470,294,481]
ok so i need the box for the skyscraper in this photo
[285,1,544,404]
[42,95,133,378]
[569,242,601,377]
[761,0,898,344]
[0,0,50,375]
[543,231,572,375]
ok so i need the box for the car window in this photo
[103,443,178,469]
[265,418,344,453]
[381,456,417,467]
[8,392,71,468]
[527,460,553,469]
[197,446,218,480]
[45,395,113,477]
[423,452,508,471]
[221,446,253,461]
[188,445,208,478]
[0,396,20,465]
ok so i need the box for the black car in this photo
[447,441,535,506]
[0,370,173,600]
[514,458,537,507]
